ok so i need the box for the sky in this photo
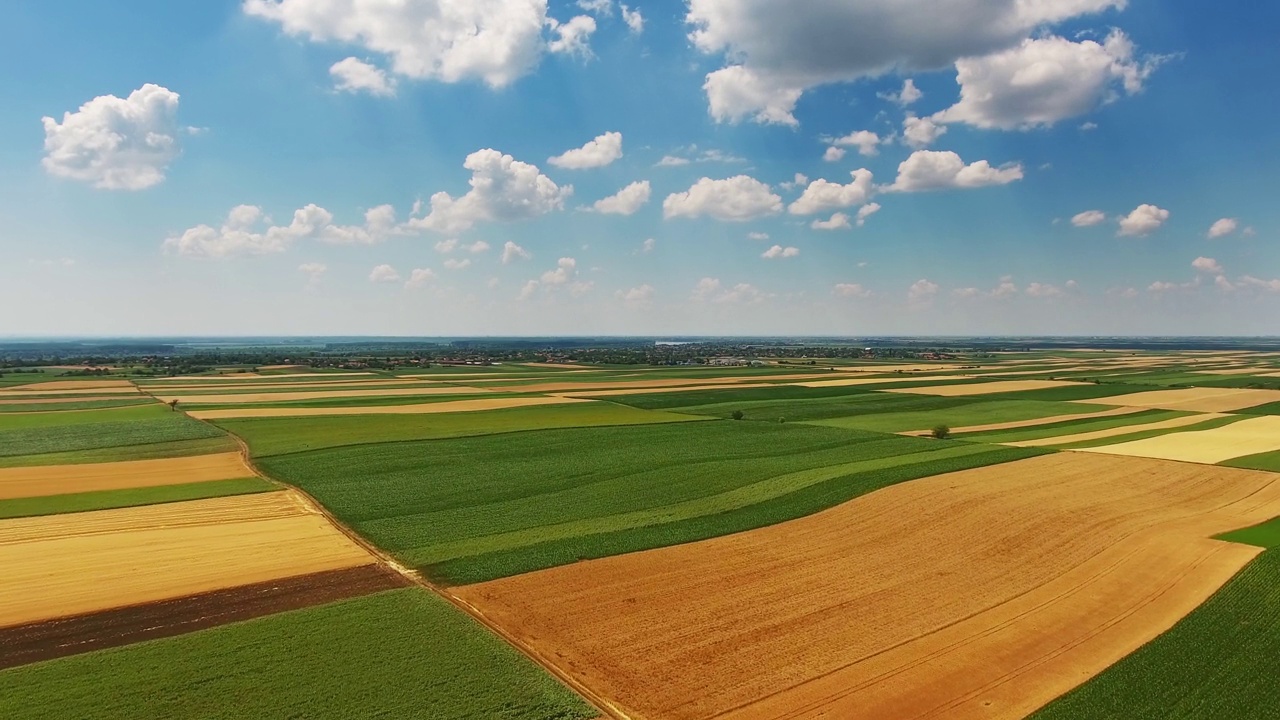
[2,0,1278,337]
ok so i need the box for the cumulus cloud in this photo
[1240,276,1280,293]
[42,83,181,190]
[902,114,946,148]
[1117,204,1169,237]
[592,180,650,215]
[692,278,764,304]
[747,231,770,241]
[888,150,1023,192]
[406,148,571,233]
[789,169,874,214]
[908,278,940,304]
[883,78,922,106]
[547,14,597,57]
[655,155,691,167]
[640,237,655,253]
[1025,282,1064,298]
[834,283,872,298]
[823,146,846,162]
[1208,218,1239,239]
[163,204,386,258]
[244,0,564,88]
[466,240,491,253]
[831,130,883,157]
[329,57,397,96]
[620,4,644,33]
[1192,256,1223,275]
[548,131,622,169]
[540,257,577,285]
[761,244,800,259]
[856,203,881,226]
[663,176,783,221]
[617,283,655,306]
[686,0,1124,125]
[811,213,851,231]
[1071,210,1107,227]
[369,264,401,283]
[405,268,436,287]
[298,262,326,283]
[934,31,1164,130]
[501,240,532,263]
[517,279,540,300]
[443,257,471,270]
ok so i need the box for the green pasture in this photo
[0,414,228,460]
[1222,449,1280,473]
[0,403,169,431]
[0,398,156,413]
[0,589,595,720]
[0,478,276,519]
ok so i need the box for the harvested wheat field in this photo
[185,395,591,419]
[1006,412,1229,448]
[0,491,373,628]
[886,379,1081,397]
[154,385,489,405]
[1078,387,1280,412]
[454,454,1280,720]
[1079,415,1280,464]
[0,452,255,500]
[910,405,1148,436]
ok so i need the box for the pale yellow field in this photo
[909,405,1147,436]
[1006,413,1228,448]
[155,385,490,404]
[0,491,373,628]
[0,452,255,500]
[1078,387,1280,412]
[793,376,943,389]
[886,379,1081,397]
[554,383,779,398]
[145,378,429,392]
[0,387,142,398]
[1078,415,1280,464]
[185,395,590,419]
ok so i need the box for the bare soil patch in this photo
[0,452,254,500]
[454,454,1280,720]
[186,395,591,420]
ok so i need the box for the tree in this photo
[168,399,180,412]
[731,410,744,420]
[931,424,951,440]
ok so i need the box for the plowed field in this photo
[455,454,1280,720]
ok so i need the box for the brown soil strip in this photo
[186,395,590,420]
[0,564,408,669]
[0,452,254,500]
[453,454,1280,720]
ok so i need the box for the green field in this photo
[0,436,239,468]
[1223,449,1280,473]
[0,403,168,430]
[793,398,1108,433]
[0,589,595,720]
[0,477,276,519]
[1032,532,1280,719]
[0,398,156,413]
[256,421,1044,584]
[954,408,1186,443]
[177,392,517,410]
[220,401,706,456]
[0,415,227,460]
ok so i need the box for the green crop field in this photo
[791,399,1104,433]
[0,414,228,460]
[220,401,706,456]
[0,403,168,430]
[177,392,516,410]
[0,477,276,519]
[0,436,238,468]
[954,408,1186,443]
[256,421,1044,584]
[1223,449,1280,473]
[601,379,977,411]
[1032,525,1280,719]
[0,589,595,720]
[0,398,155,413]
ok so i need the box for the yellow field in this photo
[886,379,1081,397]
[1078,386,1280,412]
[1007,413,1229,448]
[1079,415,1280,464]
[0,452,256,500]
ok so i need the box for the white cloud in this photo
[883,78,922,106]
[1025,282,1063,298]
[593,180,651,215]
[540,257,577,285]
[1117,204,1170,237]
[443,257,471,270]
[640,237,655,253]
[42,83,181,190]
[691,277,722,301]
[620,4,644,33]
[407,148,571,233]
[823,146,846,162]
[369,264,401,283]
[1148,280,1179,293]
[747,231,770,240]
[991,275,1019,299]
[1080,121,1099,131]
[1071,210,1107,227]
[831,130,882,157]
[501,240,532,263]
[1240,276,1280,293]
[686,0,1125,125]
[163,204,378,258]
[779,173,809,191]
[617,283,655,306]
[547,14,597,57]
[714,283,764,304]
[888,150,1023,192]
[856,203,881,226]
[953,287,982,299]
[789,169,874,214]
[834,283,872,298]
[811,213,851,231]
[1208,218,1238,239]
[517,279,540,300]
[548,131,622,169]
[908,278,940,304]
[761,244,800,259]
[902,114,946,149]
[329,57,397,96]
[298,262,326,283]
[1192,256,1223,275]
[466,240,491,253]
[663,175,783,221]
[244,0,557,88]
[655,155,691,167]
[405,268,436,287]
[434,238,459,253]
[934,31,1164,130]
[577,0,612,12]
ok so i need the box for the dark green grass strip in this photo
[1030,549,1280,719]
[0,437,238,468]
[178,392,519,411]
[0,404,168,431]
[427,444,1044,585]
[1216,515,1280,550]
[600,381,976,411]
[955,409,1185,443]
[0,589,596,720]
[0,478,277,519]
[1222,449,1280,473]
[0,415,226,458]
[1234,400,1280,416]
[0,399,156,413]
[1049,415,1246,449]
[220,402,707,457]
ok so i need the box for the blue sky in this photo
[2,0,1277,336]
